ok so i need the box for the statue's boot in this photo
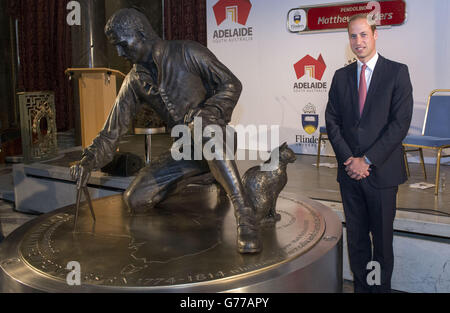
[199,125,262,254]
[207,158,262,254]
[236,207,261,254]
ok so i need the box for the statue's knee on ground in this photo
[123,186,162,213]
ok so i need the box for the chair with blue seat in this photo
[403,89,450,195]
[316,126,329,168]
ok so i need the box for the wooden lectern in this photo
[65,68,126,148]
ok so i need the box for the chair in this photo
[134,127,167,165]
[316,126,329,168]
[403,89,450,195]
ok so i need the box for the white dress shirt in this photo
[357,52,379,90]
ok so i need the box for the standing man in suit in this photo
[325,14,413,292]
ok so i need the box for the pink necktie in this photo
[359,64,367,116]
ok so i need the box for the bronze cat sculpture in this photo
[242,143,297,225]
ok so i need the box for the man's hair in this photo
[105,8,158,40]
[348,13,377,33]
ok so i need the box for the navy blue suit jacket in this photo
[325,55,413,188]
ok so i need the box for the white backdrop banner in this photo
[206,0,450,156]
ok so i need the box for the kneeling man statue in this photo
[70,8,261,254]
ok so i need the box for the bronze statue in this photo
[70,8,261,254]
[243,143,296,225]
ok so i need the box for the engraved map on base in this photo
[17,193,325,289]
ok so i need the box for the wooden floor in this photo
[1,132,446,293]
[92,133,450,217]
[282,155,450,217]
[1,132,449,222]
[1,133,448,229]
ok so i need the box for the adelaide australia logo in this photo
[293,54,328,93]
[212,0,253,43]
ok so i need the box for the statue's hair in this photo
[105,8,158,40]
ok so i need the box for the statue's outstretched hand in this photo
[70,156,93,189]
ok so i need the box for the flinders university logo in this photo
[296,103,322,149]
[212,0,253,43]
[302,103,319,135]
[293,54,328,93]
[288,9,307,32]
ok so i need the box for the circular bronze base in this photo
[0,189,342,292]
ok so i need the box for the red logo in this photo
[294,54,327,80]
[213,0,252,26]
